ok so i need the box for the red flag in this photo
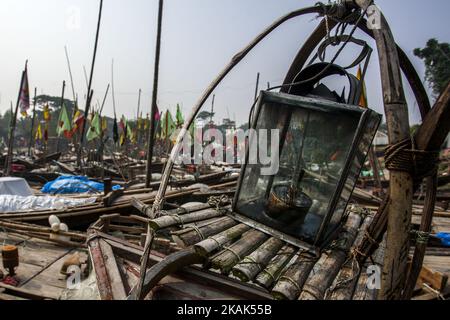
[19,66,30,117]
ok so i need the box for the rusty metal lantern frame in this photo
[231,91,382,254]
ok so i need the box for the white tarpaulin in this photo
[0,195,97,213]
[0,177,33,197]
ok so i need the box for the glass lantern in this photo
[232,91,381,252]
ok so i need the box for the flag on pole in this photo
[113,117,119,144]
[19,65,30,117]
[86,112,102,141]
[161,110,176,139]
[72,110,85,135]
[102,117,108,132]
[43,103,51,122]
[356,66,368,108]
[35,122,43,141]
[57,104,72,138]
[176,104,184,128]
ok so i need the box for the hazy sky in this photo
[0,0,449,125]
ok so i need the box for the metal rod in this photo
[28,87,37,157]
[78,0,104,169]
[145,0,164,188]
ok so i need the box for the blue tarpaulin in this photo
[436,233,450,247]
[41,176,121,195]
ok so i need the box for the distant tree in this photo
[414,39,450,97]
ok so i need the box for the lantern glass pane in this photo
[235,92,380,246]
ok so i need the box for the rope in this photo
[190,225,205,241]
[384,139,439,183]
[411,230,431,245]
[222,246,242,262]
[208,195,230,214]
[279,275,302,293]
[237,256,263,272]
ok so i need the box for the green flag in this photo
[176,104,184,127]
[162,110,176,139]
[86,112,102,142]
[57,104,72,138]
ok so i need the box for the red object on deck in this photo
[11,164,26,173]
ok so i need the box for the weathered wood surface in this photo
[210,229,269,275]
[328,214,374,300]
[254,245,297,289]
[272,251,318,300]
[149,207,228,230]
[172,217,238,248]
[298,213,362,300]
[194,224,251,257]
[0,231,86,300]
[232,237,284,283]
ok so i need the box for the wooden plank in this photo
[416,265,448,292]
[98,239,127,300]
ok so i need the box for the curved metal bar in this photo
[128,247,205,300]
[151,5,325,214]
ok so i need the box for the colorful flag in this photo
[161,110,176,139]
[35,122,43,141]
[43,103,51,122]
[19,66,30,117]
[102,117,108,132]
[113,117,119,144]
[44,123,49,143]
[57,104,72,138]
[356,66,368,108]
[72,110,85,135]
[120,116,128,146]
[86,112,102,141]
[176,104,184,128]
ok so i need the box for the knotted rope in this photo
[384,138,439,184]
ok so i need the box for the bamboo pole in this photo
[194,224,251,257]
[232,237,284,282]
[145,0,164,188]
[56,81,66,153]
[28,87,37,157]
[353,0,413,300]
[210,229,269,274]
[78,0,104,169]
[171,217,237,248]
[64,45,77,104]
[298,213,362,300]
[254,245,297,289]
[5,61,27,177]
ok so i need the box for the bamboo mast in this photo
[145,0,164,188]
[27,87,37,157]
[354,0,413,300]
[64,46,77,104]
[5,61,27,177]
[137,0,164,301]
[78,0,104,169]
[56,81,66,153]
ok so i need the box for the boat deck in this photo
[0,231,87,300]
